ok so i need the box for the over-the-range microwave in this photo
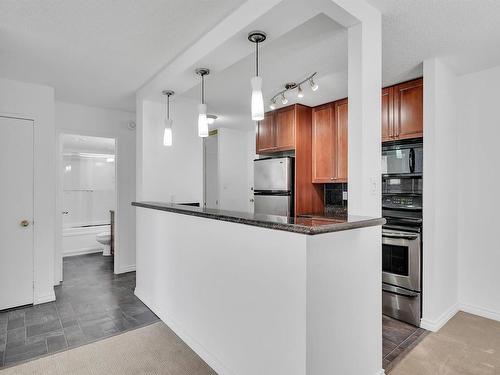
[382,142,423,176]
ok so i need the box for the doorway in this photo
[0,116,34,310]
[58,134,116,281]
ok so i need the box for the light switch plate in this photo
[342,191,348,201]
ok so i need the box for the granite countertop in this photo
[132,201,385,235]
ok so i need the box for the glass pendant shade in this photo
[163,118,173,146]
[251,76,264,121]
[198,103,208,137]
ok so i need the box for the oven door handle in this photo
[383,284,420,298]
[383,232,419,240]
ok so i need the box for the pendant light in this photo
[196,68,210,137]
[248,31,266,121]
[162,90,174,146]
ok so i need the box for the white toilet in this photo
[96,231,111,256]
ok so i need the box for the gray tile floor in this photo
[0,254,159,368]
[382,315,427,372]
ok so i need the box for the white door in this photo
[0,116,34,310]
[204,134,219,209]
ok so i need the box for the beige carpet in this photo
[391,312,500,375]
[0,322,216,375]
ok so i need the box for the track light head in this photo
[297,85,304,98]
[309,78,318,91]
[281,93,288,105]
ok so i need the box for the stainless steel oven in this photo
[383,229,421,292]
[382,225,422,327]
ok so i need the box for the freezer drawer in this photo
[254,157,293,192]
[254,195,291,217]
[382,284,421,327]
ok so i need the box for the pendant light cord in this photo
[255,41,259,77]
[201,74,205,104]
[166,95,170,119]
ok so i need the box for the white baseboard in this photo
[34,289,56,305]
[63,246,102,257]
[460,303,500,322]
[116,264,136,274]
[134,288,235,375]
[375,370,386,375]
[421,303,460,332]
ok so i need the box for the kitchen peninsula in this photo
[133,201,385,375]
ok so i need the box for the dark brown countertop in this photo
[132,201,385,235]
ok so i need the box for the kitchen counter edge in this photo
[132,201,385,235]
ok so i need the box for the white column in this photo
[347,11,382,217]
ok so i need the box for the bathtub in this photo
[62,224,110,257]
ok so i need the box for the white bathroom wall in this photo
[421,58,460,331]
[457,64,500,321]
[55,101,136,276]
[0,78,56,304]
[62,154,116,228]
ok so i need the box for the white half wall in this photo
[457,65,500,321]
[0,78,56,304]
[136,97,203,203]
[421,58,459,331]
[55,101,136,276]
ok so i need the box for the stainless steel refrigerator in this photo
[254,157,293,216]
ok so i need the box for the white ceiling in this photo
[0,0,246,111]
[367,0,500,86]
[2,0,500,113]
[182,13,348,130]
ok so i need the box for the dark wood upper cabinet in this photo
[311,99,348,183]
[381,86,394,142]
[312,103,335,183]
[275,106,295,151]
[334,99,348,182]
[394,78,423,140]
[256,111,275,154]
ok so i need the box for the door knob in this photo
[20,220,30,227]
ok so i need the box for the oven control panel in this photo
[383,195,422,210]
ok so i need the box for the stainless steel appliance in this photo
[254,157,293,216]
[382,141,423,327]
[382,141,423,176]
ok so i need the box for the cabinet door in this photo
[312,103,335,183]
[394,78,423,140]
[256,112,275,153]
[381,87,394,142]
[335,99,348,182]
[275,106,295,151]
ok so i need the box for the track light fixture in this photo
[162,90,174,146]
[269,72,318,109]
[248,31,267,121]
[196,68,210,137]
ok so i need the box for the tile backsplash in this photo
[324,183,347,216]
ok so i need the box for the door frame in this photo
[0,113,36,306]
[55,128,119,282]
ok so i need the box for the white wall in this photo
[457,65,500,321]
[217,127,255,212]
[0,78,56,304]
[421,58,459,331]
[55,101,136,275]
[136,97,203,203]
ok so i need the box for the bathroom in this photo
[60,134,116,261]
